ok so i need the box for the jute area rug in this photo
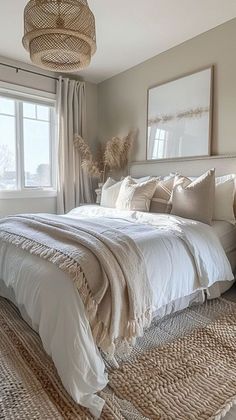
[1,296,236,420]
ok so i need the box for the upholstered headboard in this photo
[129,155,236,178]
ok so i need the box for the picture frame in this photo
[146,66,213,161]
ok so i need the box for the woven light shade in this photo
[22,0,96,72]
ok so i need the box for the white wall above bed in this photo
[129,155,236,178]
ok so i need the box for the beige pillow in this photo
[171,169,215,224]
[150,176,176,213]
[101,176,151,208]
[173,173,236,224]
[116,176,157,212]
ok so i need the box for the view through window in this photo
[0,95,56,191]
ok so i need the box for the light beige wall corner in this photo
[98,18,236,161]
[0,56,57,93]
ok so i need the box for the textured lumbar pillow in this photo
[101,176,152,208]
[116,176,157,212]
[171,169,215,224]
[150,175,176,213]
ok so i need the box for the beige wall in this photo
[0,56,57,94]
[0,197,56,218]
[0,56,98,216]
[98,18,236,161]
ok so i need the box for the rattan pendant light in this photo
[22,0,96,72]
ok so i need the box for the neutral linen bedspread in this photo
[0,214,152,356]
[0,205,234,417]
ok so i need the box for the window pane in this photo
[23,117,52,187]
[23,102,36,119]
[0,96,55,192]
[0,115,17,190]
[37,105,50,121]
[0,97,15,116]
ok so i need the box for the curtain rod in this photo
[0,62,59,81]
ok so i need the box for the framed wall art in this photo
[147,67,213,160]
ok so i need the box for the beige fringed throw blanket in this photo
[0,214,152,355]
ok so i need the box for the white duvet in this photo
[0,205,234,417]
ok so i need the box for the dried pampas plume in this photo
[74,135,91,160]
[74,131,136,182]
[74,135,101,178]
[104,130,136,170]
[83,160,101,178]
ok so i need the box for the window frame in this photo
[0,81,57,199]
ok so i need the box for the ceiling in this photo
[1,0,236,84]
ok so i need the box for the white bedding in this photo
[0,205,234,417]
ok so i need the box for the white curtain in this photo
[56,76,93,214]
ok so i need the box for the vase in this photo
[95,182,103,204]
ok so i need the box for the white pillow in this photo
[132,176,151,183]
[216,174,235,184]
[116,176,157,212]
[101,178,123,207]
[101,176,151,208]
[214,177,235,224]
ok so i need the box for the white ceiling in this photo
[1,0,236,84]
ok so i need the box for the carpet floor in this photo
[1,293,236,419]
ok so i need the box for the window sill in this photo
[0,189,57,199]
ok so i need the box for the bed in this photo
[0,155,236,418]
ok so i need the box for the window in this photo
[0,88,56,196]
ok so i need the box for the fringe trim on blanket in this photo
[0,230,152,356]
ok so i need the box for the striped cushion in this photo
[150,176,175,214]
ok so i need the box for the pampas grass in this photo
[74,131,135,182]
[74,135,101,178]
